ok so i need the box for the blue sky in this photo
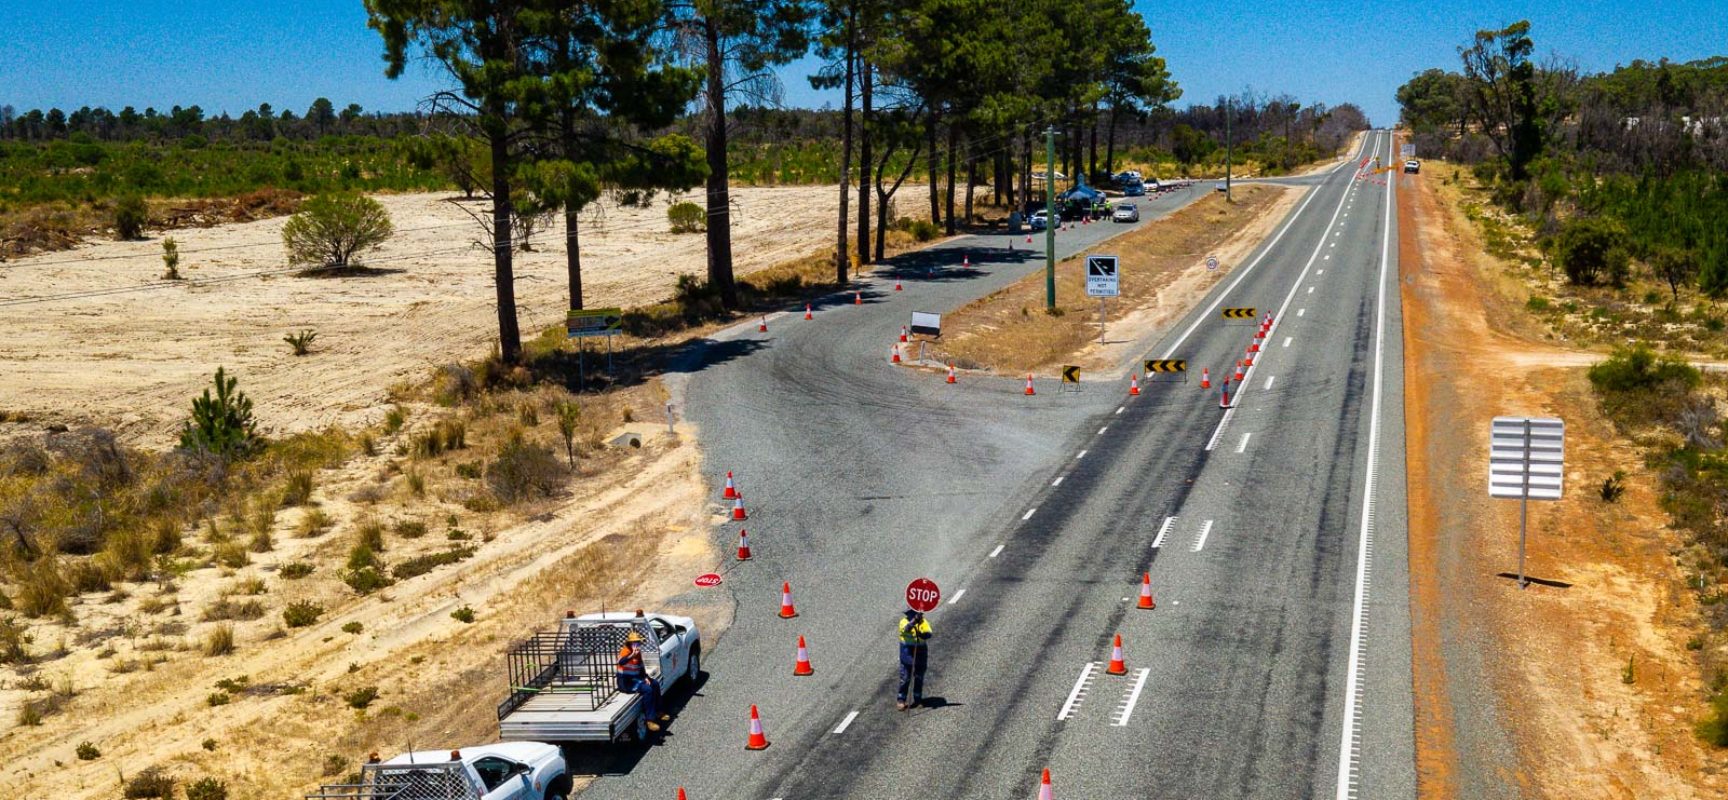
[3,1,1724,127]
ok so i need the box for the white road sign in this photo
[1400,143,1416,158]
[1489,416,1564,500]
[1086,255,1120,297]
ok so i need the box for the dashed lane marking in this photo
[1308,286,1315,294]
[948,589,966,605]
[833,711,860,734]
[1317,269,1325,274]
[1057,662,1100,721]
[1098,426,1108,434]
[1112,668,1152,726]
[1284,336,1293,348]
[989,544,1005,558]
[1266,375,1277,390]
[1052,476,1064,487]
[1298,308,1306,317]
[1022,508,1037,521]
[1192,519,1214,552]
[1076,449,1088,460]
[1115,406,1125,414]
[1237,432,1252,453]
[1153,516,1176,549]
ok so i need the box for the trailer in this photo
[496,611,700,744]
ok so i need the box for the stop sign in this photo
[905,578,941,612]
[693,573,722,587]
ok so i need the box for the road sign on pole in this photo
[1489,416,1564,588]
[1085,256,1120,297]
[905,578,941,612]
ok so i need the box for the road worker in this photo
[896,609,933,709]
[616,629,668,731]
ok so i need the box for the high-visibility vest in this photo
[617,644,644,678]
[898,617,932,646]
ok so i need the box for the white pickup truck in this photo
[497,611,701,743]
[305,742,570,800]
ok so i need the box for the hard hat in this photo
[625,630,645,643]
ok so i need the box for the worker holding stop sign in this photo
[897,578,940,710]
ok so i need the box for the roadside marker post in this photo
[1489,416,1565,588]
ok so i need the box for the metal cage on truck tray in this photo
[305,762,486,800]
[496,622,659,720]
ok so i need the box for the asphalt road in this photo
[576,132,1413,800]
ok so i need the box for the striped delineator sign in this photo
[1488,416,1564,499]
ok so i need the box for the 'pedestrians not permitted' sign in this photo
[1086,255,1120,297]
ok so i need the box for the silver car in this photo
[1111,203,1139,223]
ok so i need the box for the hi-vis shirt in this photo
[897,617,933,646]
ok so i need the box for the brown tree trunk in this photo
[857,56,873,265]
[926,108,941,226]
[944,123,958,235]
[835,13,855,284]
[703,17,738,308]
[489,131,521,363]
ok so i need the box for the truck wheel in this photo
[629,713,648,742]
[545,776,572,800]
[684,644,701,686]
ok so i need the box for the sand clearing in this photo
[0,187,840,446]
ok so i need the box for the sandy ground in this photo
[1401,158,1724,797]
[0,187,840,447]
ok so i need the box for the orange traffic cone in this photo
[854,291,862,305]
[737,529,752,560]
[745,705,770,750]
[894,277,903,291]
[963,254,971,268]
[1037,768,1053,800]
[1244,352,1255,367]
[1234,361,1245,383]
[1220,383,1231,409]
[1026,234,1033,244]
[759,316,768,332]
[1106,633,1127,675]
[900,325,909,343]
[1249,341,1260,353]
[778,582,798,618]
[1201,367,1211,389]
[891,345,901,364]
[678,789,687,800]
[723,471,738,500]
[1024,374,1036,396]
[732,497,748,521]
[804,303,813,320]
[946,364,957,384]
[1129,375,1141,396]
[1137,572,1155,609]
[793,636,814,676]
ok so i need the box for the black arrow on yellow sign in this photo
[1221,307,1257,319]
[1144,359,1187,373]
[1061,365,1081,383]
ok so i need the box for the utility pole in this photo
[1224,98,1233,202]
[1044,126,1057,311]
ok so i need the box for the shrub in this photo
[279,562,314,579]
[383,405,407,434]
[358,432,377,456]
[486,431,565,503]
[391,546,476,581]
[0,616,32,664]
[201,599,264,622]
[344,686,380,709]
[392,519,427,538]
[178,367,258,457]
[161,237,181,280]
[204,624,236,656]
[341,621,363,634]
[908,219,940,242]
[282,193,394,270]
[354,517,386,553]
[15,701,42,726]
[75,741,100,760]
[1588,345,1700,395]
[1599,472,1626,503]
[450,605,476,624]
[284,330,318,356]
[212,541,250,568]
[208,691,231,706]
[124,767,175,799]
[412,418,467,458]
[283,601,324,628]
[1554,216,1630,287]
[555,401,580,468]
[113,195,148,240]
[1701,687,1728,747]
[667,201,706,233]
[185,777,229,800]
[321,754,349,777]
[404,469,425,497]
[341,566,392,595]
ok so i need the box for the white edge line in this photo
[1205,408,1235,451]
[1057,662,1099,721]
[1152,516,1176,549]
[833,710,860,734]
[989,544,1005,558]
[1334,130,1392,800]
[1114,669,1152,726]
[948,588,966,605]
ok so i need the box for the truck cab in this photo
[307,742,570,800]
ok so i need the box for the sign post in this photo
[566,308,624,389]
[1489,416,1565,588]
[1086,255,1120,345]
[905,578,941,612]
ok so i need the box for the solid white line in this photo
[1298,308,1306,317]
[989,544,1005,558]
[1265,375,1277,390]
[1236,432,1252,453]
[1052,476,1064,487]
[1098,426,1108,434]
[1192,520,1214,552]
[1204,408,1234,451]
[1155,136,1373,361]
[1152,516,1176,549]
[1334,130,1394,800]
[948,588,966,605]
[1022,508,1037,520]
[1076,449,1088,460]
[1057,662,1099,721]
[1113,669,1152,726]
[833,711,860,734]
[1152,515,1176,548]
[1283,336,1293,348]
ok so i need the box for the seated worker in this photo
[616,629,670,731]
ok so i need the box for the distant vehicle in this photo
[1112,202,1140,223]
[1028,209,1049,231]
[305,742,571,800]
[1122,181,1145,197]
[1215,182,1228,192]
[496,611,700,744]
[1118,170,1143,182]
[1403,159,1421,174]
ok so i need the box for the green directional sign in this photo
[566,308,624,338]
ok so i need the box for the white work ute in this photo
[305,742,570,800]
[496,611,701,743]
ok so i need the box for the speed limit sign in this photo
[905,578,942,612]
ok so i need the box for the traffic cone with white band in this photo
[804,303,813,320]
[1137,573,1156,609]
[736,530,752,560]
[732,497,748,521]
[793,636,814,676]
[891,345,901,364]
[1037,769,1053,800]
[745,705,770,750]
[1106,633,1128,675]
[1201,367,1211,389]
[778,582,798,618]
[1025,374,1036,396]
[723,471,738,500]
[946,364,957,384]
[1129,375,1141,396]
[759,316,768,332]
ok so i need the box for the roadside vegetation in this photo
[1397,19,1728,748]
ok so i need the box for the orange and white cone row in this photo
[745,705,770,750]
[900,326,909,343]
[891,345,901,364]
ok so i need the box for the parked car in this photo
[1028,209,1049,231]
[1112,202,1140,223]
[1122,181,1145,197]
[1404,159,1420,174]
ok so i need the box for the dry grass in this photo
[933,187,1284,373]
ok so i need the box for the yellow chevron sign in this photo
[1144,359,1187,373]
[1061,365,1081,383]
[1222,307,1257,319]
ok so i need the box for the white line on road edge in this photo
[1283,336,1293,348]
[1205,409,1234,451]
[1076,449,1088,460]
[1051,476,1064,487]
[1152,516,1176,549]
[948,589,966,605]
[1334,131,1394,800]
[1057,662,1100,721]
[989,544,1005,558]
[1237,432,1252,453]
[1266,375,1277,390]
[1192,520,1214,552]
[833,711,860,734]
[1022,508,1037,521]
[1112,669,1152,726]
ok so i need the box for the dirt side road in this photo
[1401,159,1724,798]
[0,187,839,446]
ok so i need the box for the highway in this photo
[578,130,1414,799]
